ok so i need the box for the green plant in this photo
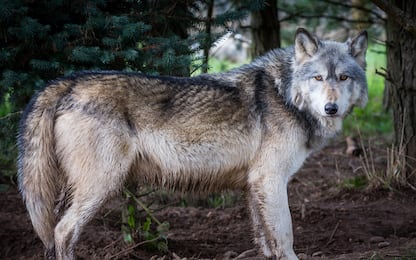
[178,191,242,209]
[0,107,20,182]
[121,204,137,244]
[122,189,169,253]
[140,216,169,252]
[341,175,368,190]
[207,193,227,209]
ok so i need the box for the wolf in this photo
[18,28,368,259]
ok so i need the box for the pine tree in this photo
[0,0,200,177]
[0,0,197,111]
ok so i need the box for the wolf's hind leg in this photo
[53,140,134,257]
[53,165,130,260]
[53,113,137,259]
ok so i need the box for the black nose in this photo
[324,103,338,115]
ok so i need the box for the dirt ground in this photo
[1,138,416,259]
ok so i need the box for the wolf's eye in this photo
[314,75,323,81]
[340,75,349,81]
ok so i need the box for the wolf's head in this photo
[290,28,368,120]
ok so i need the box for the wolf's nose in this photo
[324,103,338,115]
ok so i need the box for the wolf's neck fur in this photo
[291,101,340,150]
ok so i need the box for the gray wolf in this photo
[18,28,368,259]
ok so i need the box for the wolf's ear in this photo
[295,28,319,64]
[348,31,368,68]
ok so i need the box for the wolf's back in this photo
[17,80,71,252]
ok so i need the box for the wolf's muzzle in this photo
[324,103,338,115]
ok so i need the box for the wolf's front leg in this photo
[248,169,298,260]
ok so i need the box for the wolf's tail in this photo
[17,81,70,252]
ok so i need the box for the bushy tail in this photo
[17,81,70,252]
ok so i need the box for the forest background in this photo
[1,0,416,259]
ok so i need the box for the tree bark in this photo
[202,0,214,74]
[384,1,416,182]
[250,0,280,58]
[372,0,416,36]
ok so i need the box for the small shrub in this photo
[360,139,416,191]
[341,175,368,190]
[122,189,169,253]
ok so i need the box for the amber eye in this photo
[340,75,349,81]
[314,75,323,81]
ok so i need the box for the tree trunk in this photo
[385,1,416,183]
[250,0,280,58]
[202,0,214,74]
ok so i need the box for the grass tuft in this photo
[359,131,416,191]
[341,175,368,190]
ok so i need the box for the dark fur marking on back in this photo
[123,111,136,134]
[159,96,173,111]
[253,70,269,114]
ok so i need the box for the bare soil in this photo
[1,138,416,259]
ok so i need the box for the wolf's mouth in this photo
[323,113,342,118]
